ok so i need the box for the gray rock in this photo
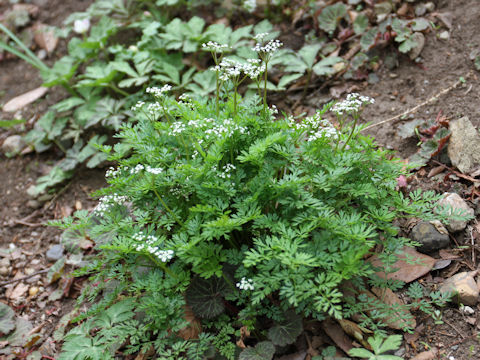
[447,117,480,174]
[46,245,64,262]
[437,193,474,232]
[1,135,25,155]
[411,221,450,253]
[415,4,427,16]
[408,32,425,60]
[424,2,435,12]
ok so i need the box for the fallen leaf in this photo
[3,87,48,112]
[410,347,438,360]
[371,287,416,330]
[432,259,451,270]
[32,23,58,53]
[177,305,201,340]
[370,246,435,283]
[9,283,29,300]
[321,318,352,355]
[337,319,370,349]
[404,323,424,345]
[439,249,461,260]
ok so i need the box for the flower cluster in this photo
[288,112,338,141]
[201,41,230,53]
[131,101,145,112]
[214,163,236,179]
[236,277,254,290]
[213,58,265,82]
[146,85,172,97]
[331,93,375,116]
[129,164,164,175]
[133,231,174,262]
[254,32,268,42]
[204,118,249,140]
[73,18,90,34]
[252,39,283,54]
[171,121,187,135]
[94,193,128,216]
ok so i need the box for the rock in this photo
[415,3,427,16]
[437,192,474,232]
[460,305,475,314]
[411,221,450,253]
[409,32,425,60]
[1,135,26,155]
[447,117,480,174]
[29,286,39,297]
[0,257,11,268]
[425,2,435,12]
[26,199,42,209]
[32,23,58,53]
[439,271,478,305]
[439,31,450,40]
[0,267,9,276]
[46,245,64,262]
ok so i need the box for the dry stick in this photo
[0,269,49,287]
[444,332,478,349]
[443,318,466,339]
[361,71,474,132]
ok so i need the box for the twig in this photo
[443,318,466,339]
[361,71,474,132]
[444,332,478,348]
[11,220,44,227]
[45,179,74,210]
[0,269,48,287]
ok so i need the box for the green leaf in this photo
[0,118,25,128]
[299,44,322,69]
[239,341,275,360]
[375,334,402,354]
[267,310,303,346]
[0,303,16,336]
[110,61,138,78]
[52,97,85,112]
[398,37,417,53]
[349,348,375,358]
[186,276,230,319]
[93,299,135,328]
[312,56,343,76]
[353,13,369,34]
[360,27,378,51]
[318,3,347,34]
[411,18,430,31]
[277,73,303,89]
[474,55,480,71]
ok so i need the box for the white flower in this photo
[145,166,163,175]
[131,101,145,112]
[243,0,257,12]
[130,164,145,174]
[73,18,90,34]
[146,85,172,97]
[94,193,128,216]
[331,93,374,116]
[254,32,269,42]
[133,231,174,262]
[236,277,254,290]
[202,41,230,53]
[252,39,283,54]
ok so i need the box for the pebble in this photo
[460,305,475,315]
[408,32,425,60]
[439,31,450,40]
[437,193,474,232]
[0,267,9,276]
[46,244,64,262]
[439,271,479,305]
[29,286,39,297]
[0,257,11,268]
[1,135,26,155]
[411,221,450,253]
[447,116,480,174]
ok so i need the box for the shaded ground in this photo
[1,0,480,358]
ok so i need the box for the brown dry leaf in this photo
[3,87,48,112]
[32,23,58,53]
[370,246,435,283]
[236,325,250,348]
[177,305,201,340]
[9,282,29,300]
[321,318,352,355]
[410,347,438,360]
[370,287,416,330]
[439,249,461,260]
[337,319,369,349]
[134,345,155,360]
[427,165,446,178]
[404,323,424,345]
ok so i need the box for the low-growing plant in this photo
[52,60,458,357]
[349,334,403,360]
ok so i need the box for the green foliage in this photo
[267,310,303,346]
[239,341,275,360]
[349,334,403,360]
[318,3,347,34]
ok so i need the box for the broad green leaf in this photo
[411,18,430,31]
[353,13,369,34]
[312,56,343,76]
[376,334,402,354]
[0,118,25,128]
[299,43,322,69]
[52,97,85,112]
[277,73,303,89]
[0,303,15,335]
[239,341,275,360]
[93,299,135,328]
[360,27,378,51]
[267,310,303,346]
[110,61,138,78]
[349,348,375,358]
[186,276,230,319]
[318,3,347,34]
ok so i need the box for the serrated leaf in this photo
[360,27,378,51]
[318,3,347,34]
[267,310,303,346]
[277,73,303,89]
[186,276,230,319]
[93,299,135,328]
[349,348,375,358]
[52,97,85,112]
[376,334,402,354]
[411,18,430,31]
[312,56,343,76]
[0,303,16,336]
[239,341,275,360]
[299,44,322,69]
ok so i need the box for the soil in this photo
[1,0,480,359]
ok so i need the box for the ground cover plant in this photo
[1,0,437,196]
[49,37,463,358]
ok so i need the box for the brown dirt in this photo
[1,0,480,358]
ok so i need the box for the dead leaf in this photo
[370,246,435,283]
[427,165,445,178]
[404,323,424,345]
[321,318,352,355]
[410,347,438,360]
[134,345,155,360]
[371,287,416,330]
[32,23,58,53]
[337,319,369,349]
[236,325,250,348]
[430,220,448,235]
[177,305,201,340]
[432,259,451,270]
[439,249,461,260]
[435,12,453,29]
[3,87,48,112]
[9,282,29,300]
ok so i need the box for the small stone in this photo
[415,3,427,16]
[409,32,425,60]
[439,271,479,306]
[0,257,11,268]
[411,221,450,253]
[46,245,64,262]
[460,305,475,315]
[24,268,34,275]
[437,193,474,232]
[29,286,39,297]
[1,135,26,155]
[439,31,450,40]
[424,2,435,12]
[37,49,47,60]
[26,200,42,209]
[0,267,9,276]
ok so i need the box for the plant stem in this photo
[302,70,312,100]
[341,116,359,151]
[263,61,268,111]
[152,185,184,226]
[108,84,130,97]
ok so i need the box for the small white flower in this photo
[131,101,145,112]
[252,39,283,54]
[202,41,230,53]
[145,166,163,175]
[73,18,90,34]
[331,93,374,116]
[236,277,254,291]
[243,0,257,12]
[146,85,172,97]
[254,32,269,42]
